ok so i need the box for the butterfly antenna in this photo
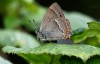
[28,20,38,27]
[33,19,38,27]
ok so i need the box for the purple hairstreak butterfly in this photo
[36,2,71,41]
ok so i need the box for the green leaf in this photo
[71,21,100,46]
[71,29,100,44]
[87,21,100,30]
[71,28,86,36]
[0,30,40,48]
[2,43,100,64]
[0,56,12,64]
[84,36,100,47]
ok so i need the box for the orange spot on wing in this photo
[64,29,70,39]
[66,30,70,34]
[65,36,69,39]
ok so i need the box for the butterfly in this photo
[36,2,71,41]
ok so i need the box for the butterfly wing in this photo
[39,2,64,31]
[44,17,71,40]
[37,2,71,41]
[55,17,71,38]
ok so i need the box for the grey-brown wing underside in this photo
[44,17,71,39]
[39,2,65,31]
[55,17,71,35]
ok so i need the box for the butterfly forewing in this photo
[50,2,64,17]
[39,2,64,31]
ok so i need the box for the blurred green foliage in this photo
[0,0,99,64]
[0,0,46,30]
[0,0,96,31]
[0,0,97,47]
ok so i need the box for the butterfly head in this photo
[35,29,42,41]
[35,29,47,41]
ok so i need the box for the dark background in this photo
[36,0,100,20]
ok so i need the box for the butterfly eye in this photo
[66,30,70,34]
